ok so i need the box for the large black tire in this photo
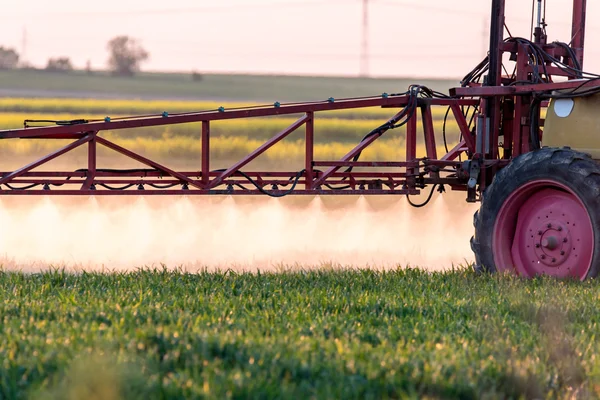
[471,147,600,280]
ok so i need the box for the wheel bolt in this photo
[538,230,543,235]
[535,244,541,248]
[547,223,552,228]
[541,255,546,260]
[560,251,565,255]
[558,227,563,231]
[563,238,568,243]
[552,258,556,263]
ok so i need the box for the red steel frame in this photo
[0,0,594,200]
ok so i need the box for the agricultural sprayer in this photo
[1,0,599,279]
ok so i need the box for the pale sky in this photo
[2,0,600,78]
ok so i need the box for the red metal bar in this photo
[406,107,417,181]
[483,0,505,173]
[451,79,596,97]
[305,112,314,190]
[440,140,467,162]
[421,105,438,160]
[313,161,416,167]
[487,0,505,88]
[0,170,421,179]
[202,120,210,186]
[450,104,475,152]
[81,135,97,190]
[572,0,587,69]
[0,134,92,186]
[25,134,87,140]
[312,134,380,188]
[0,188,422,196]
[208,114,309,189]
[94,136,204,190]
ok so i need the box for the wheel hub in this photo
[531,221,571,266]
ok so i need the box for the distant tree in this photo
[106,36,149,77]
[45,57,73,72]
[191,70,203,82]
[0,47,19,70]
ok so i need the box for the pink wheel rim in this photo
[492,180,594,280]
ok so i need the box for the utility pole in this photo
[360,0,369,77]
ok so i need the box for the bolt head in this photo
[535,244,541,248]
[541,255,546,260]
[552,258,556,263]
[563,238,568,243]
[547,223,552,228]
[560,251,565,255]
[558,226,563,231]
[538,230,543,235]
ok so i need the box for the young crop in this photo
[0,268,598,399]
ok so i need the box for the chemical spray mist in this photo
[0,192,477,272]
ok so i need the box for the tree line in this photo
[0,35,149,76]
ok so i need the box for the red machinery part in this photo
[493,181,594,279]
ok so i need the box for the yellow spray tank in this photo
[543,92,600,158]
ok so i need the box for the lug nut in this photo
[563,238,568,243]
[560,251,565,255]
[558,227,563,231]
[552,258,557,263]
[541,255,546,260]
[547,223,552,228]
[538,230,543,235]
[535,244,541,248]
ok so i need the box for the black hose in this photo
[406,184,438,208]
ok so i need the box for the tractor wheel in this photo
[471,147,600,280]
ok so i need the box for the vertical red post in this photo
[406,109,417,185]
[305,112,314,190]
[511,43,529,157]
[487,0,505,88]
[82,134,97,190]
[486,0,505,162]
[421,105,438,160]
[88,136,96,176]
[572,0,586,69]
[202,121,210,186]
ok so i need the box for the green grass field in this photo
[1,268,599,399]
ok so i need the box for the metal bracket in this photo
[467,158,482,189]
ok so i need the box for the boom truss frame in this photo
[0,0,594,201]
